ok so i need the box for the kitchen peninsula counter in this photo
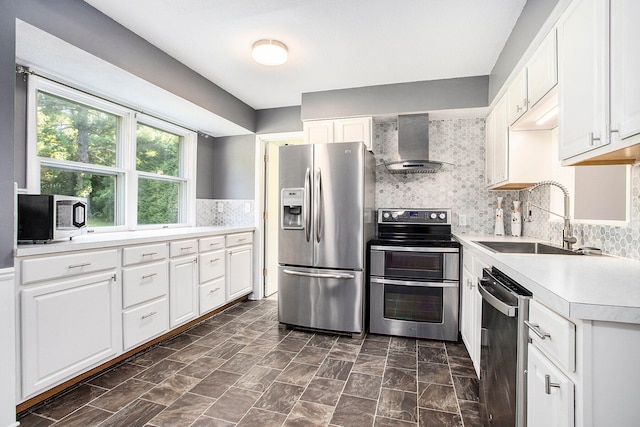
[454,234,640,324]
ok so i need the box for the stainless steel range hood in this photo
[384,113,448,173]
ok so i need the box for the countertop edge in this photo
[15,226,256,257]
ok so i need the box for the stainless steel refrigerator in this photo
[278,141,375,336]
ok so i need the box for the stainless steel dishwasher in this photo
[479,267,532,427]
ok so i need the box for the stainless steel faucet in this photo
[524,180,577,250]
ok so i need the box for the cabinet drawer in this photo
[527,300,576,372]
[123,297,169,351]
[122,261,168,308]
[199,250,225,283]
[199,277,226,315]
[226,232,253,248]
[169,239,198,257]
[21,249,118,285]
[199,236,225,252]
[122,243,168,266]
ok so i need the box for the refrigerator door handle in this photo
[283,269,355,280]
[314,167,322,243]
[304,167,311,242]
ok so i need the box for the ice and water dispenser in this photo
[281,188,305,229]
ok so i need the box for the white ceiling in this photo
[83,0,527,110]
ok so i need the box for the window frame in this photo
[27,76,197,231]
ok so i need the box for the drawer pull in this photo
[68,263,91,269]
[525,320,551,340]
[142,273,158,279]
[209,287,221,294]
[545,374,561,394]
[141,311,158,320]
[142,252,158,257]
[181,246,193,251]
[238,238,246,241]
[209,242,220,247]
[210,258,221,263]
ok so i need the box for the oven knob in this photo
[439,213,446,220]
[383,212,390,219]
[430,213,437,219]
[391,212,399,219]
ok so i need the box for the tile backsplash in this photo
[196,199,254,227]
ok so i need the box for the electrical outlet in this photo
[459,214,467,226]
[217,203,224,213]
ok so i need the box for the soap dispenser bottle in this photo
[494,197,505,236]
[512,200,522,237]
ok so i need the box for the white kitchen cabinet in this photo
[123,297,169,351]
[459,250,486,377]
[303,117,373,151]
[558,0,610,160]
[485,96,508,187]
[199,276,226,314]
[122,260,168,308]
[507,68,528,125]
[527,29,558,109]
[226,233,253,300]
[527,344,575,427]
[21,271,120,398]
[169,254,198,327]
[199,235,226,315]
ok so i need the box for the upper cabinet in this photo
[506,68,528,125]
[303,117,373,151]
[559,0,640,165]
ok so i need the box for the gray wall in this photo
[0,1,16,268]
[210,135,256,200]
[196,135,216,199]
[256,106,303,134]
[488,0,560,102]
[301,76,489,120]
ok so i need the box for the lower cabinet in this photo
[199,276,226,314]
[122,297,169,351]
[169,255,198,327]
[21,271,120,398]
[460,266,481,376]
[227,245,253,300]
[527,344,575,427]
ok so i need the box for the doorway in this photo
[257,134,304,297]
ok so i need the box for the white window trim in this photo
[27,76,197,231]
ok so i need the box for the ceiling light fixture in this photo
[535,106,559,125]
[252,39,288,66]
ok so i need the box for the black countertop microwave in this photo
[17,194,87,243]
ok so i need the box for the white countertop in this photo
[15,226,255,257]
[454,233,640,324]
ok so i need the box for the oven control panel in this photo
[378,209,451,225]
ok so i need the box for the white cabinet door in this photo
[460,267,475,357]
[199,276,226,315]
[122,297,169,351]
[528,29,558,108]
[227,245,253,300]
[491,97,509,185]
[610,0,640,141]
[558,0,609,160]
[21,271,120,398]
[169,255,198,327]
[507,68,528,125]
[485,108,495,186]
[334,117,373,151]
[527,344,575,427]
[304,121,334,144]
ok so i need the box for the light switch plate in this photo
[459,214,467,226]
[217,203,224,213]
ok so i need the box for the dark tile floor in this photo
[18,297,487,427]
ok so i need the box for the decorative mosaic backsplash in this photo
[373,119,640,261]
[374,119,520,236]
[196,199,255,227]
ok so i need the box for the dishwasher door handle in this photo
[478,278,518,317]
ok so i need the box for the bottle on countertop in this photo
[494,196,505,236]
[512,200,522,237]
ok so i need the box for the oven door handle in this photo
[370,245,459,253]
[370,277,458,288]
[478,278,518,317]
[283,269,354,280]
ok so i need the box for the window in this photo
[28,77,197,230]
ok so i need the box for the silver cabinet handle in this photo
[181,246,193,251]
[141,311,157,320]
[210,258,221,263]
[209,287,220,294]
[589,132,600,146]
[516,105,523,112]
[545,374,560,394]
[68,263,91,269]
[525,320,551,339]
[142,252,158,257]
[209,242,220,247]
[304,167,311,242]
[141,273,158,279]
[283,269,354,280]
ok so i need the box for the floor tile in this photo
[276,337,309,352]
[134,359,187,384]
[328,342,361,362]
[130,346,175,367]
[90,378,154,412]
[191,415,236,426]
[307,333,338,349]
[166,344,212,364]
[382,367,417,392]
[452,376,480,402]
[160,333,202,350]
[417,347,448,364]
[235,365,282,392]
[52,406,111,427]
[33,384,107,420]
[99,399,165,427]
[343,372,382,400]
[330,394,377,427]
[315,358,353,381]
[140,374,202,406]
[148,392,213,427]
[352,353,387,377]
[387,351,417,370]
[238,338,277,356]
[204,386,262,422]
[417,362,452,386]
[417,407,462,427]
[458,400,487,427]
[299,377,345,407]
[389,337,417,353]
[292,346,329,365]
[417,383,458,414]
[87,362,146,389]
[195,332,233,348]
[377,388,418,422]
[236,408,287,427]
[16,412,54,427]
[448,356,476,378]
[284,400,334,427]
[253,381,305,414]
[360,339,389,357]
[374,415,418,426]
[186,321,221,337]
[217,352,262,374]
[206,341,246,359]
[189,370,242,399]
[178,356,226,379]
[445,342,470,358]
[276,362,318,386]
[258,349,297,369]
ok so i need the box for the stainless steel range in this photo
[368,208,460,341]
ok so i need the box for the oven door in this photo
[370,246,459,281]
[369,277,459,341]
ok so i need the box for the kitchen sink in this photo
[473,241,582,255]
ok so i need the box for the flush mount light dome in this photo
[252,39,288,66]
